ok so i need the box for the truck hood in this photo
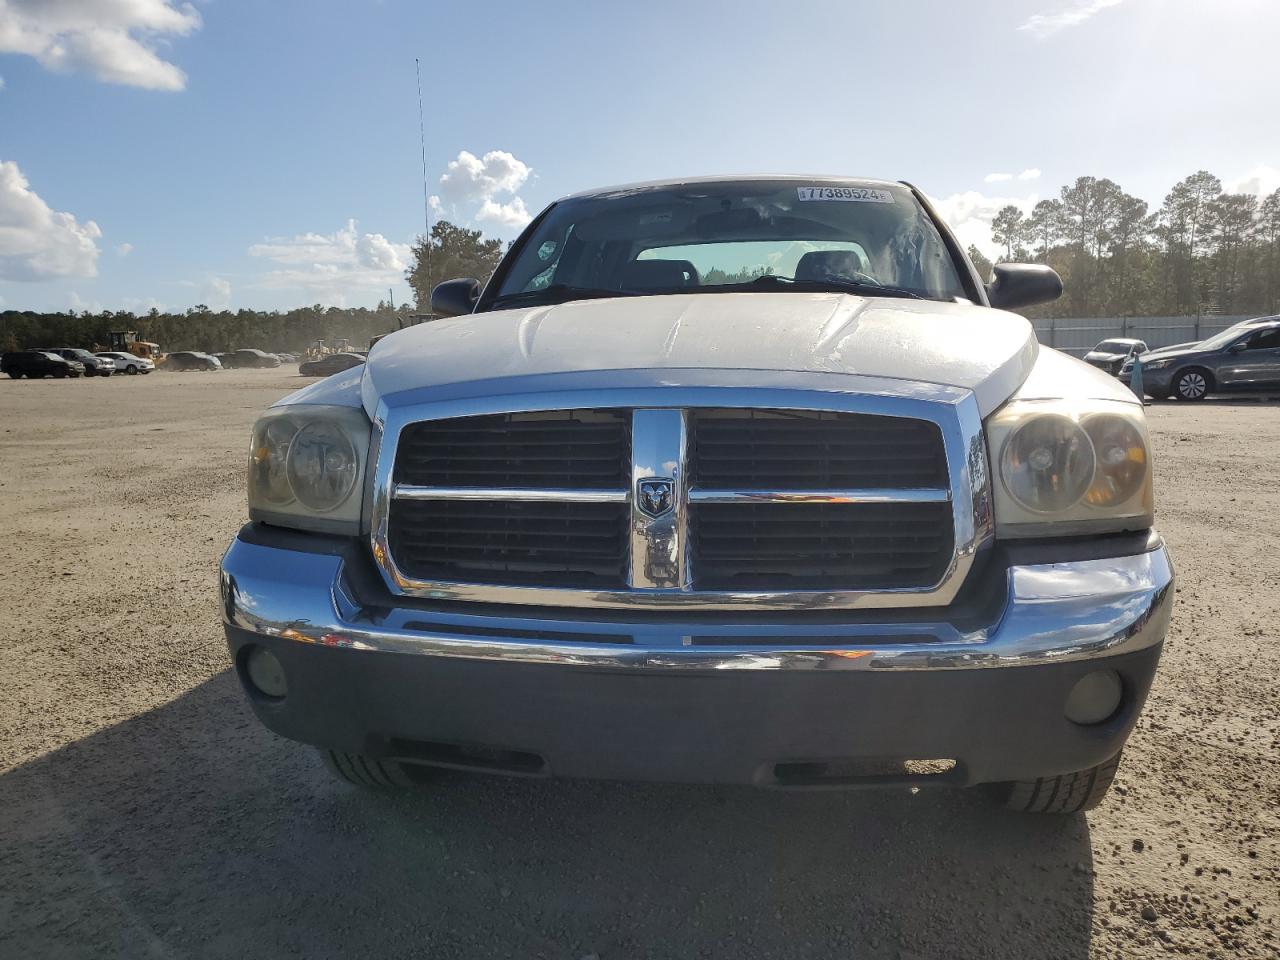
[364,292,1039,417]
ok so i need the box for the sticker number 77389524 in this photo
[796,186,895,203]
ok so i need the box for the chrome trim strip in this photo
[393,485,628,503]
[369,382,994,611]
[628,409,689,590]
[221,537,1174,671]
[687,488,951,505]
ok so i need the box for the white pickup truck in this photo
[221,176,1172,813]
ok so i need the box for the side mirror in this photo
[1228,340,1247,353]
[430,278,481,317]
[985,263,1063,311]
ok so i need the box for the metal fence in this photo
[1030,315,1257,356]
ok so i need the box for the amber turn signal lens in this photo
[1082,414,1147,507]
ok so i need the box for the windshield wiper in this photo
[489,284,641,309]
[738,274,926,300]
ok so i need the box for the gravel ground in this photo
[0,368,1276,960]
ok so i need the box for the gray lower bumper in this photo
[219,531,1172,786]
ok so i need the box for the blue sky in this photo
[1,0,1277,313]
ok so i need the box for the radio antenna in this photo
[415,57,432,281]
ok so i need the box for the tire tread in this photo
[320,749,417,788]
[998,750,1122,814]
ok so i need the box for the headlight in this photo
[986,399,1153,538]
[1144,358,1172,369]
[247,405,371,534]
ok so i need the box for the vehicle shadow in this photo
[0,671,1095,960]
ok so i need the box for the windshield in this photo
[489,180,968,307]
[1095,340,1134,352]
[1197,327,1253,351]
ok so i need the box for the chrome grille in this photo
[373,387,991,610]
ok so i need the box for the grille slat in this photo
[396,410,629,489]
[391,411,630,588]
[690,409,946,490]
[691,501,954,590]
[388,499,628,588]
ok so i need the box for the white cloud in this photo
[1018,168,1042,181]
[248,219,410,305]
[432,149,533,230]
[0,75,6,91]
[1019,0,1123,39]
[1228,164,1280,199]
[0,159,101,281]
[930,190,1039,259]
[984,172,1013,183]
[116,241,133,257]
[476,196,532,229]
[121,295,164,313]
[0,0,201,91]
[205,276,231,309]
[68,291,103,313]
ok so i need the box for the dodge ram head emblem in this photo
[637,477,675,518]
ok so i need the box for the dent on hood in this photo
[361,292,1041,418]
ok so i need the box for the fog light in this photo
[1065,670,1122,725]
[245,646,288,699]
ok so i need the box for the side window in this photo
[1245,329,1280,350]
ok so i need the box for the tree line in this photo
[4,171,1278,355]
[970,170,1280,318]
[0,221,504,355]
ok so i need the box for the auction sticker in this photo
[797,186,895,203]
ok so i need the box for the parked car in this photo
[1122,317,1280,400]
[213,353,238,369]
[234,348,281,368]
[1083,338,1147,376]
[222,175,1171,814]
[2,350,84,378]
[168,351,222,371]
[37,347,116,377]
[299,352,366,377]
[96,351,155,375]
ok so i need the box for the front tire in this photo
[7,371,21,379]
[126,364,138,375]
[320,749,420,788]
[1174,368,1210,401]
[989,750,1122,814]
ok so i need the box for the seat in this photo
[620,259,699,290]
[794,250,869,283]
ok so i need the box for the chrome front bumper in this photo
[220,531,1173,673]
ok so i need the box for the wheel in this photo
[7,371,21,379]
[989,750,1123,814]
[319,749,421,788]
[126,364,138,375]
[1173,368,1210,401]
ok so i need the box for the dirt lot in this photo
[0,367,1276,959]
